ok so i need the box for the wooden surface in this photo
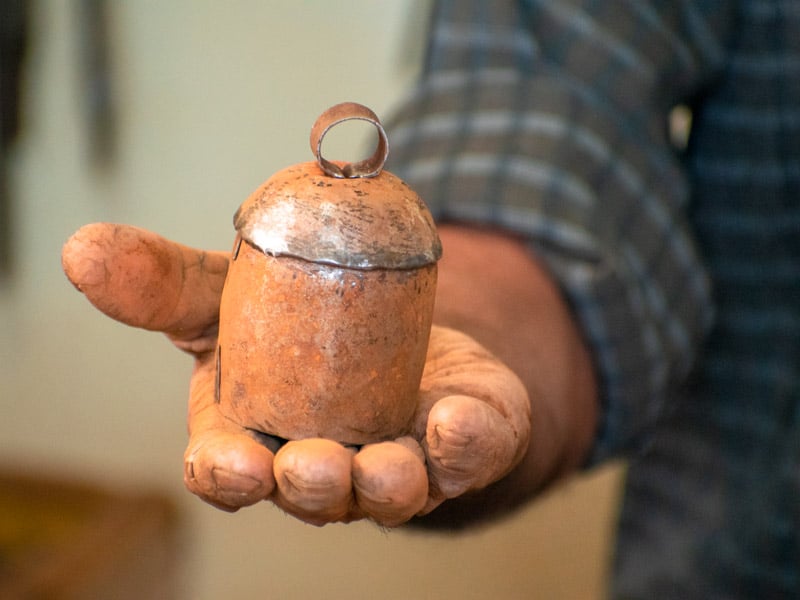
[0,470,180,599]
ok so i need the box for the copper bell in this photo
[216,102,442,445]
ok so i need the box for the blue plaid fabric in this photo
[386,1,799,597]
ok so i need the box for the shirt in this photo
[385,1,800,597]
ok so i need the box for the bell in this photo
[216,102,442,445]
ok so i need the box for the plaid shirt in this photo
[386,1,799,597]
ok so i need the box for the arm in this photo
[388,0,730,464]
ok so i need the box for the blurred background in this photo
[0,2,624,598]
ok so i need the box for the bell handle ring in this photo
[310,102,389,179]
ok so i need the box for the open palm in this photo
[62,223,530,527]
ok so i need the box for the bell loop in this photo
[309,102,389,179]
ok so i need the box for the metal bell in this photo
[216,102,441,445]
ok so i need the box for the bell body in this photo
[217,241,436,444]
[216,158,441,445]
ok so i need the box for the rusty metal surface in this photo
[233,162,441,270]
[218,244,437,444]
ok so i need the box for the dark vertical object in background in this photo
[0,0,28,280]
[0,2,114,280]
[78,0,115,166]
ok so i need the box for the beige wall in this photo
[1,2,623,598]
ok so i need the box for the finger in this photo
[184,425,276,511]
[184,354,275,510]
[352,437,428,527]
[424,395,520,500]
[421,327,531,439]
[272,439,356,526]
[61,223,228,343]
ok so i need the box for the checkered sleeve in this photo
[385,0,733,462]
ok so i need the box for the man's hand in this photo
[61,223,532,527]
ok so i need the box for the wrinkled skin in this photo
[61,223,532,527]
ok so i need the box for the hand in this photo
[62,223,531,527]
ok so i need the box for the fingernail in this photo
[211,467,262,495]
[431,424,471,450]
[63,234,107,288]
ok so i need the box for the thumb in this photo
[62,223,228,340]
